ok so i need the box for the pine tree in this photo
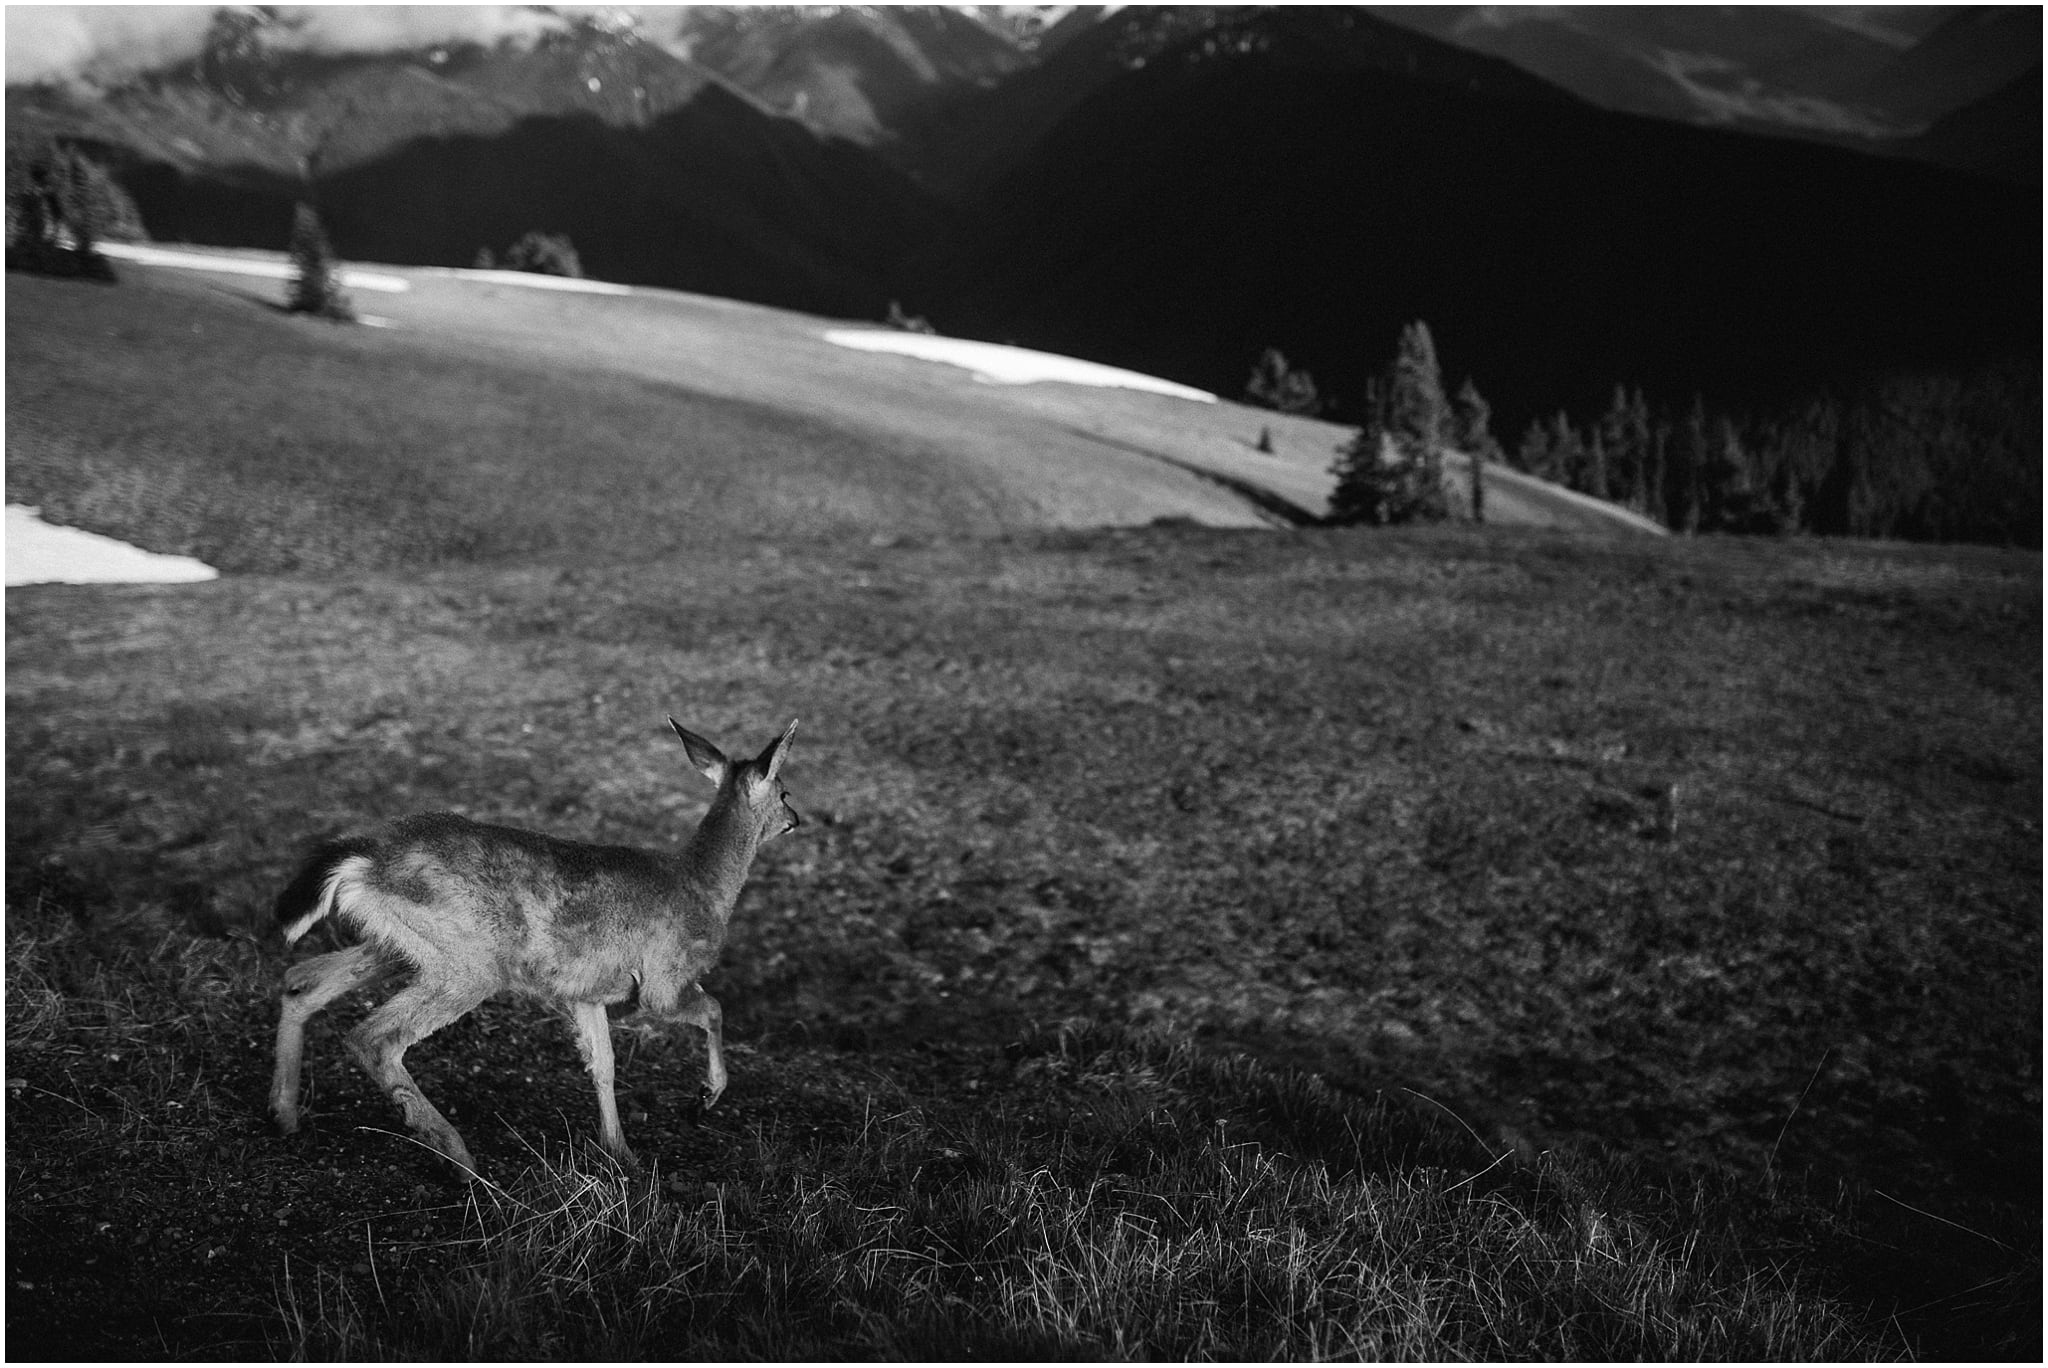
[1388,322,1448,492]
[287,201,354,321]
[1451,378,1503,464]
[63,148,99,259]
[1451,379,1500,524]
[1515,417,1549,475]
[1245,347,1322,416]
[504,230,583,278]
[1701,414,1780,532]
[5,137,129,279]
[1546,411,1584,488]
[1469,441,1486,522]
[1328,376,1392,524]
[1669,398,1709,533]
[1643,416,1669,527]
[1329,323,1451,525]
[1586,431,1610,500]
[1597,385,1651,510]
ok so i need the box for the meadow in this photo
[6,267,2040,1359]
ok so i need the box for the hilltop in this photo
[7,248,1661,576]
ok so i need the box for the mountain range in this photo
[7,5,2039,435]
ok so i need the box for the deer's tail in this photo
[273,837,377,946]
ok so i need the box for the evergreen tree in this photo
[63,149,100,261]
[1701,414,1785,533]
[1642,416,1670,528]
[1597,385,1651,510]
[1585,430,1609,501]
[5,137,130,279]
[1668,397,1709,533]
[1328,376,1392,524]
[1385,320,1450,521]
[1515,417,1550,475]
[1469,441,1486,522]
[1244,347,1323,416]
[286,201,354,320]
[1388,323,1448,467]
[504,230,583,278]
[1329,323,1451,525]
[1546,411,1584,488]
[1451,377,1503,465]
[1451,379,1501,525]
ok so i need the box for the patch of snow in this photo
[98,242,411,292]
[822,330,1217,402]
[430,268,635,295]
[6,505,219,586]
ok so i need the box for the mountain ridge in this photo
[8,5,2037,446]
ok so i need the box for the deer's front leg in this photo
[568,1000,638,1170]
[671,983,726,1108]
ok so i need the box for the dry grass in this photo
[257,1028,1892,1360]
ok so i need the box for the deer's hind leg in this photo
[271,943,400,1134]
[346,973,493,1175]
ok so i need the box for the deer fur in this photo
[267,717,800,1175]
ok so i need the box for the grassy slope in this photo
[7,270,2039,1358]
[4,267,1271,577]
[12,251,1665,553]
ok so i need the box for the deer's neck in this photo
[677,796,759,922]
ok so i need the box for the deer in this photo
[266,717,800,1176]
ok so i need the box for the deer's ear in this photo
[670,719,729,786]
[756,718,799,782]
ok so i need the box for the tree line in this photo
[4,132,145,280]
[1249,328,2040,547]
[11,133,2035,548]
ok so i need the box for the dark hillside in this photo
[922,34,2038,436]
[1902,67,2044,187]
[1858,3,2043,127]
[891,4,1570,198]
[315,93,946,317]
[675,5,1029,148]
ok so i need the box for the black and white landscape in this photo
[6,6,2040,1361]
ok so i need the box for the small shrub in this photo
[286,201,354,321]
[502,231,583,278]
[886,300,936,334]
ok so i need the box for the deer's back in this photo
[350,813,722,1002]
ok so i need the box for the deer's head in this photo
[671,717,802,845]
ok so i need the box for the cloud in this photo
[6,6,218,85]
[3,4,597,87]
[273,5,572,58]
